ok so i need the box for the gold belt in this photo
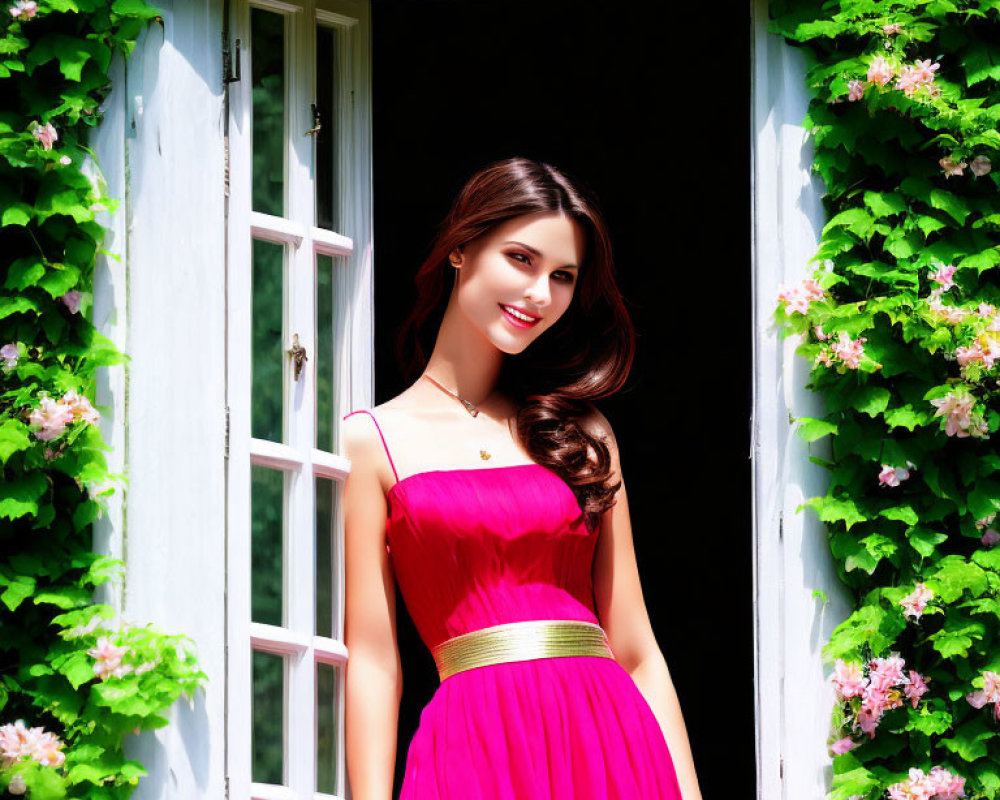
[431,619,616,681]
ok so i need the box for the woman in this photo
[341,157,701,800]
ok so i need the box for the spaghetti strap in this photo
[342,409,400,485]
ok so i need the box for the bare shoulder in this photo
[577,400,618,448]
[340,392,419,471]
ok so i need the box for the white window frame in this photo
[224,1,373,798]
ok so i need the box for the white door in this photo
[224,1,373,798]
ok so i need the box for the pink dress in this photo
[344,410,683,799]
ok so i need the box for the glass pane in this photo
[251,7,285,217]
[315,24,340,231]
[252,650,285,784]
[315,253,335,451]
[315,476,338,638]
[252,465,284,626]
[251,239,284,442]
[316,662,339,793]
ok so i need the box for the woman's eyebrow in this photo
[503,240,579,270]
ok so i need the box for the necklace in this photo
[421,372,511,461]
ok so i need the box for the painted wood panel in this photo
[752,2,856,798]
[90,2,228,798]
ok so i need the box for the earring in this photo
[449,253,461,267]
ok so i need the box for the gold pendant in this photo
[480,449,492,460]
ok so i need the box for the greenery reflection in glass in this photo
[251,465,283,626]
[315,477,337,638]
[252,650,284,785]
[316,663,339,793]
[315,24,340,231]
[251,7,285,217]
[315,254,335,451]
[251,239,284,443]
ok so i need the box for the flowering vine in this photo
[0,1,207,798]
[770,1,1000,798]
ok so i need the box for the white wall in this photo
[91,2,227,798]
[751,1,856,797]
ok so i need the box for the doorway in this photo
[371,2,754,795]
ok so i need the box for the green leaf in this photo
[880,506,919,526]
[800,495,867,530]
[884,405,926,431]
[0,418,31,463]
[940,717,995,761]
[851,385,891,417]
[906,526,949,558]
[829,765,881,800]
[863,190,907,219]
[929,189,972,226]
[37,264,82,299]
[795,416,838,441]
[0,472,49,521]
[1,575,36,612]
[931,557,989,603]
[111,0,164,18]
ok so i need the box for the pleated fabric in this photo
[382,462,683,800]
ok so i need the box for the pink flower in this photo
[1,342,18,369]
[831,330,866,369]
[966,670,1000,721]
[981,529,1000,547]
[830,736,859,755]
[888,766,966,800]
[955,343,985,367]
[0,720,65,768]
[30,121,57,150]
[8,0,37,19]
[778,277,826,316]
[869,655,907,690]
[929,263,957,290]
[813,325,830,341]
[28,396,76,441]
[816,350,834,367]
[940,156,967,178]
[868,55,895,86]
[832,659,866,699]
[970,155,992,177]
[58,154,71,166]
[895,59,940,98]
[930,388,983,438]
[87,635,132,681]
[882,23,902,35]
[900,583,933,620]
[927,292,968,324]
[848,80,865,102]
[60,389,100,424]
[59,289,82,313]
[904,670,929,708]
[879,464,911,487]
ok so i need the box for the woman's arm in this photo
[342,413,403,800]
[584,405,703,800]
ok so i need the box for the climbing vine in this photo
[0,1,207,798]
[770,1,1000,798]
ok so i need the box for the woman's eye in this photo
[554,271,575,283]
[507,252,530,264]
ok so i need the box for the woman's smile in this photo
[499,303,542,328]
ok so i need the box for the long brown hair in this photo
[396,156,636,532]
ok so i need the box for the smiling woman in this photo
[340,157,702,799]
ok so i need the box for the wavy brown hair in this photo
[396,156,636,533]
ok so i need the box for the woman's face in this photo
[451,211,585,355]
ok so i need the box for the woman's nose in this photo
[524,273,551,307]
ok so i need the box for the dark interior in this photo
[371,2,754,795]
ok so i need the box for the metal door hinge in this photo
[224,37,241,84]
